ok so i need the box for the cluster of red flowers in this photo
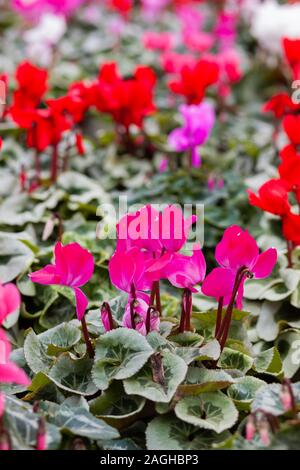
[4,60,157,186]
[248,38,300,262]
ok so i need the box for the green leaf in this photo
[39,322,82,353]
[48,354,98,396]
[146,415,230,450]
[175,392,238,433]
[89,383,146,428]
[276,330,300,378]
[24,329,54,374]
[175,339,221,365]
[251,383,294,416]
[0,235,34,282]
[253,347,283,378]
[124,351,187,403]
[227,376,265,410]
[218,347,253,373]
[92,328,153,390]
[3,395,61,450]
[54,403,119,440]
[179,368,235,395]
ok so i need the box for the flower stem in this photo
[81,316,94,358]
[179,290,186,333]
[51,143,59,182]
[218,267,249,351]
[287,240,293,268]
[215,296,224,338]
[184,289,192,331]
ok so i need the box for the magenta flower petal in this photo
[163,243,206,290]
[54,242,94,287]
[29,264,61,285]
[73,287,88,321]
[251,248,278,279]
[0,393,4,418]
[0,363,30,386]
[0,283,21,325]
[201,267,236,301]
[215,225,259,270]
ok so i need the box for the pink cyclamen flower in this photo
[123,292,160,335]
[148,243,206,292]
[12,0,85,21]
[202,225,277,308]
[0,282,21,326]
[29,242,94,320]
[143,31,176,52]
[168,102,216,168]
[109,247,153,293]
[116,204,196,254]
[0,328,30,388]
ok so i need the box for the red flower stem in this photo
[179,290,187,333]
[130,283,137,329]
[81,316,94,358]
[184,289,192,331]
[218,268,249,351]
[154,281,162,316]
[51,143,59,182]
[215,296,224,338]
[35,150,41,183]
[287,240,293,268]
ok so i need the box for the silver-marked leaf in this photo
[253,347,283,378]
[175,392,238,433]
[179,368,235,395]
[227,376,265,410]
[124,351,187,403]
[54,403,119,440]
[48,354,97,396]
[146,415,230,450]
[24,329,54,374]
[218,347,253,373]
[92,328,153,390]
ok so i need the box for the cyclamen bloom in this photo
[149,243,206,292]
[283,37,300,79]
[29,242,94,320]
[12,0,86,21]
[123,293,160,336]
[247,179,291,216]
[202,225,277,308]
[116,204,196,253]
[94,62,156,129]
[283,115,300,146]
[11,61,48,110]
[168,58,219,104]
[0,282,21,325]
[168,102,215,167]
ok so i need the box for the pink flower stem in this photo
[35,417,46,451]
[218,267,250,351]
[101,302,115,330]
[150,281,162,316]
[81,316,94,358]
[215,296,224,338]
[51,143,59,182]
[282,378,297,418]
